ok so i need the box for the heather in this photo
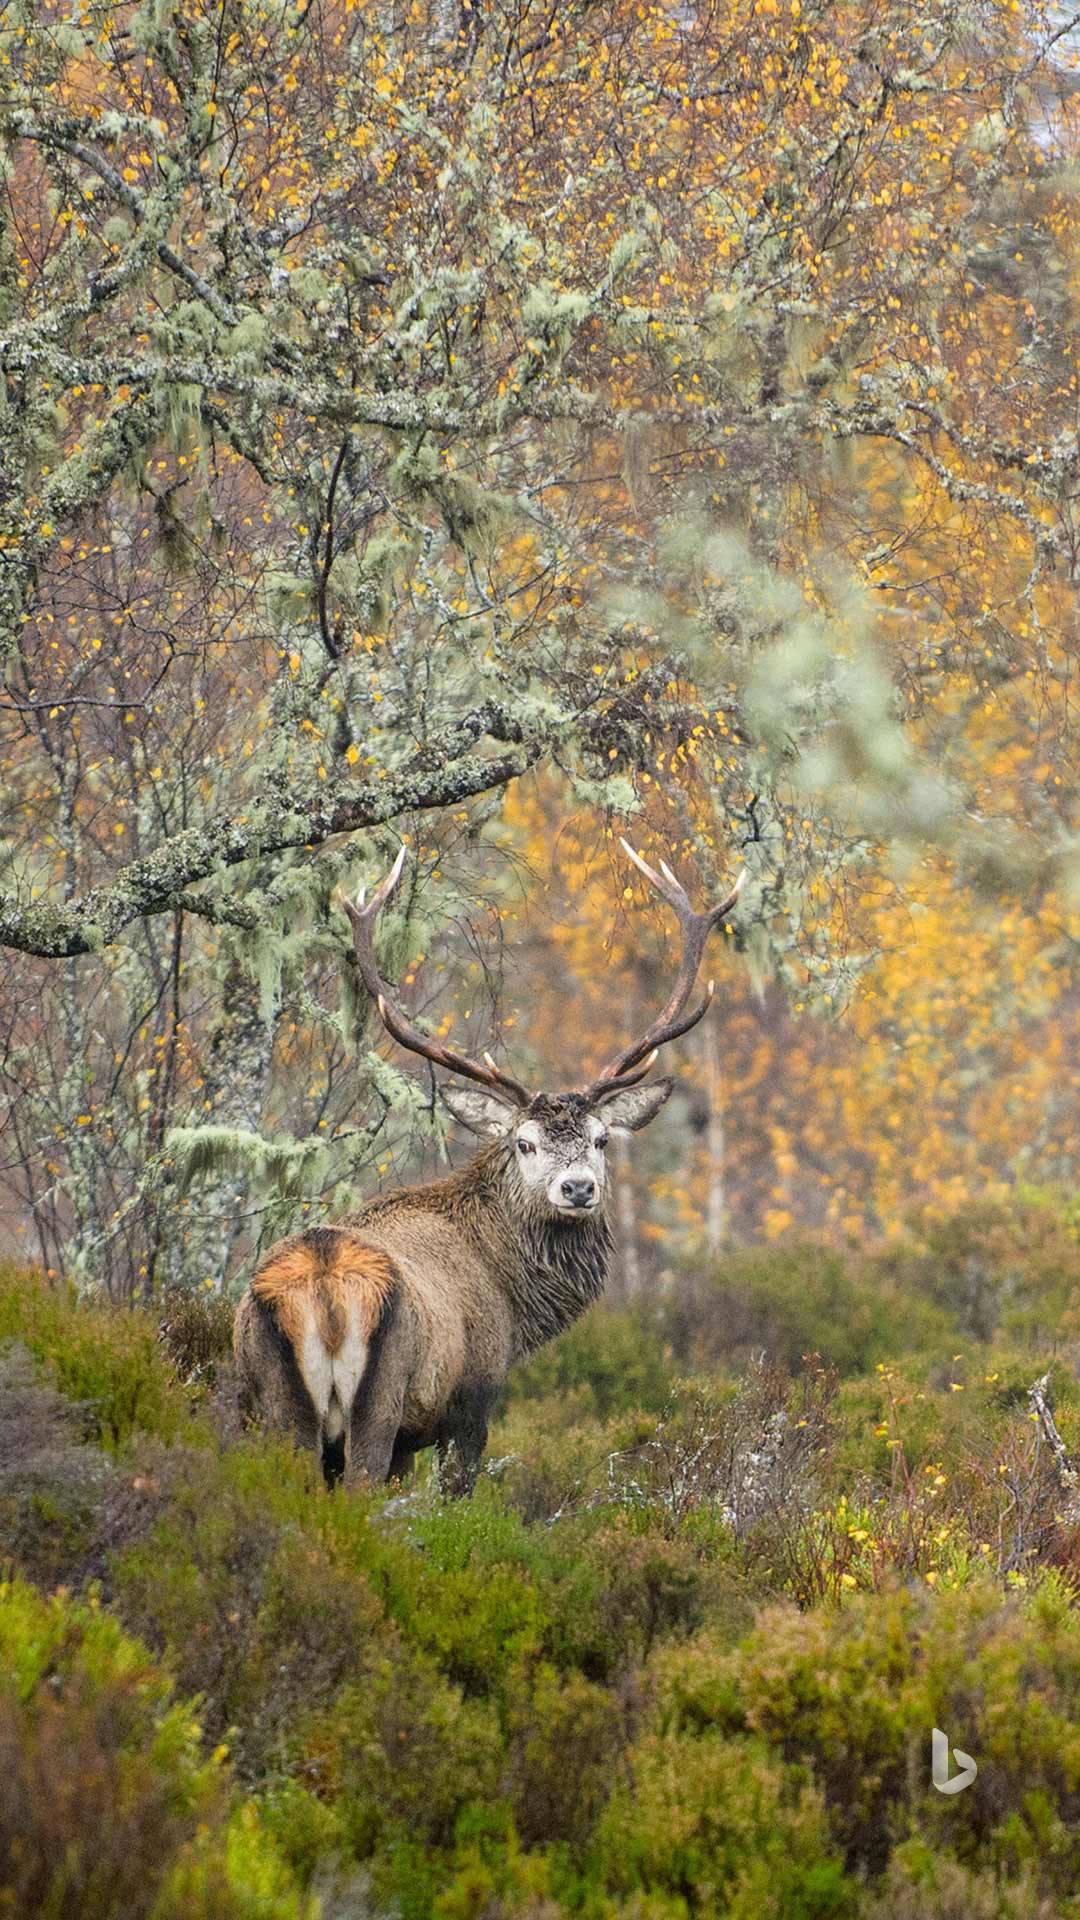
[5,1197,1080,1917]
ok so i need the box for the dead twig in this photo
[1028,1372,1080,1525]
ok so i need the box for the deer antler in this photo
[581,841,746,1097]
[337,847,533,1107]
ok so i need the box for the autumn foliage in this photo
[1,0,1080,1289]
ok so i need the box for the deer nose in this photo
[560,1176,597,1209]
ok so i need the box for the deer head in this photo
[338,842,744,1218]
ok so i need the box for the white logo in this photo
[931,1727,977,1795]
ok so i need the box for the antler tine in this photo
[619,838,689,912]
[338,849,533,1107]
[353,839,406,919]
[580,845,746,1097]
[591,1047,660,1097]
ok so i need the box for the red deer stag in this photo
[233,843,744,1493]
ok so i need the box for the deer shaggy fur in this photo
[233,842,744,1494]
[234,1094,640,1495]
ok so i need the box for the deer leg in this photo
[437,1382,493,1499]
[344,1295,409,1487]
[388,1432,418,1483]
[234,1292,320,1453]
[346,1364,406,1486]
[235,1370,258,1429]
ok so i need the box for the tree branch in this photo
[1028,1371,1080,1523]
[10,116,240,327]
[0,728,543,957]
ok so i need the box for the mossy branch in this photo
[0,725,542,957]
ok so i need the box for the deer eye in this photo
[595,1131,609,1151]
[517,1137,536,1155]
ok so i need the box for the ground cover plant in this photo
[5,1197,1080,1917]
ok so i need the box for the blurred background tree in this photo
[3,0,1080,1294]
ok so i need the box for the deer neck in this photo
[351,1144,613,1356]
[509,1208,612,1355]
[467,1144,613,1356]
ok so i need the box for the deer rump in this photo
[238,1228,398,1476]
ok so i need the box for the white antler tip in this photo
[483,1050,498,1071]
[376,992,388,1017]
[734,868,747,894]
[619,837,656,881]
[645,1048,659,1068]
[707,979,716,998]
[659,858,679,887]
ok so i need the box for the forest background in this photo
[4,0,1080,1298]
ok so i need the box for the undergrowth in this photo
[3,1192,1080,1917]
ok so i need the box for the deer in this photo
[233,841,745,1494]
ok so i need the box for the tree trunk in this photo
[703,1017,728,1257]
[611,1131,642,1302]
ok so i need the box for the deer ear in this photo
[596,1077,674,1134]
[440,1085,518,1138]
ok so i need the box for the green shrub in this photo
[505,1305,678,1418]
[863,1194,1080,1349]
[399,1480,738,1687]
[421,1813,555,1920]
[111,1437,398,1769]
[256,1780,347,1888]
[544,1516,740,1677]
[664,1241,953,1378]
[388,1544,549,1695]
[0,1344,114,1588]
[152,1804,319,1920]
[504,1663,625,1853]
[492,1399,664,1526]
[0,1264,187,1447]
[863,1843,1057,1920]
[0,1575,313,1920]
[297,1648,502,1858]
[652,1603,920,1873]
[813,1357,1076,1596]
[591,1727,855,1918]
[649,1575,1080,1902]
